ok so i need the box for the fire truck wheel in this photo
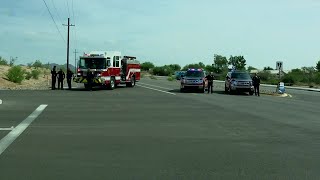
[126,76,135,87]
[109,77,115,90]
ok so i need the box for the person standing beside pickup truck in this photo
[252,73,261,96]
[205,72,214,94]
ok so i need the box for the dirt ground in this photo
[0,65,51,90]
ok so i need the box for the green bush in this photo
[31,69,41,79]
[25,72,32,80]
[6,66,25,84]
[167,75,174,81]
[282,74,295,84]
[32,60,43,69]
[0,57,8,65]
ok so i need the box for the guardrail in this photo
[152,76,320,92]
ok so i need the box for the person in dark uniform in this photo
[57,68,65,90]
[51,66,57,90]
[252,73,261,96]
[205,72,214,94]
[66,68,74,90]
[86,68,93,91]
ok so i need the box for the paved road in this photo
[0,78,320,180]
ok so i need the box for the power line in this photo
[42,0,66,43]
[71,0,77,50]
[66,0,70,18]
[50,0,63,25]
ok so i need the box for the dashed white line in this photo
[0,99,2,105]
[0,104,48,156]
[138,82,173,90]
[137,85,176,95]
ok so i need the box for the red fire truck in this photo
[73,51,141,90]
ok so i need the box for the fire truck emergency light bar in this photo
[83,53,104,57]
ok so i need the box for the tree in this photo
[316,60,320,72]
[228,56,246,70]
[301,66,316,85]
[168,64,181,71]
[263,66,274,70]
[247,66,257,72]
[204,65,214,73]
[141,62,155,71]
[9,57,17,66]
[32,60,43,69]
[182,62,206,71]
[213,54,228,73]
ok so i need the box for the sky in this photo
[0,0,320,70]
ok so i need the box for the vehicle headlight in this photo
[232,81,237,85]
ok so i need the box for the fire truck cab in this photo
[74,51,141,90]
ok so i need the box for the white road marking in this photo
[138,82,173,90]
[137,85,176,95]
[0,99,2,104]
[0,104,48,156]
[0,127,14,131]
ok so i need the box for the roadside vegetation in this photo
[0,56,69,86]
[141,55,320,87]
[1,55,320,88]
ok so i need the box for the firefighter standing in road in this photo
[57,68,65,90]
[66,68,74,90]
[252,73,261,96]
[51,66,57,90]
[86,68,93,91]
[205,72,214,94]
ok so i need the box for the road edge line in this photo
[138,82,173,90]
[0,104,48,156]
[137,85,176,95]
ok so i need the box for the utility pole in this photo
[63,18,75,72]
[74,49,78,73]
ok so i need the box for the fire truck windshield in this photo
[79,58,108,69]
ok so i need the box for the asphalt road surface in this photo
[0,77,320,180]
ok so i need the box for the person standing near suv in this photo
[205,72,214,94]
[252,73,261,96]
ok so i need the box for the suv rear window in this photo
[185,71,204,77]
[231,72,251,79]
